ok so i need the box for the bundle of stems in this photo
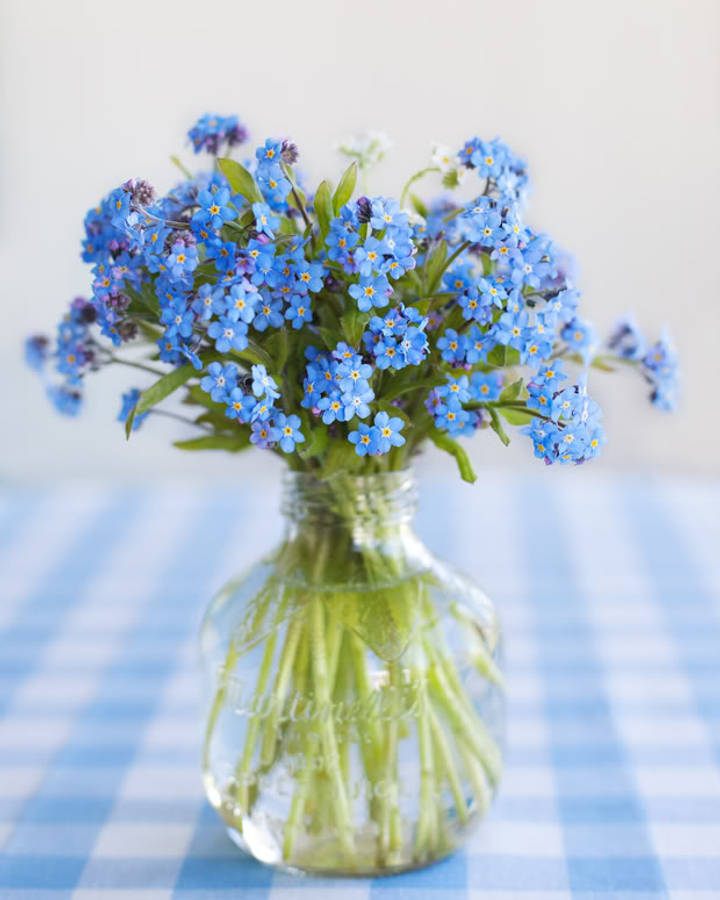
[202,477,503,873]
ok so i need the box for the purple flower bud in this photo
[166,230,196,250]
[117,321,138,342]
[323,274,344,293]
[79,304,97,324]
[130,179,156,209]
[227,124,249,147]
[281,139,299,165]
[356,197,372,223]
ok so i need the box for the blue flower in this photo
[274,413,304,453]
[223,282,259,323]
[348,422,376,456]
[369,198,409,232]
[607,315,645,361]
[256,164,292,206]
[192,284,225,321]
[253,295,283,331]
[47,385,82,417]
[194,187,236,230]
[442,374,471,404]
[372,411,405,453]
[509,238,555,289]
[201,362,238,402]
[548,288,580,324]
[337,358,373,396]
[470,372,503,402]
[458,287,491,323]
[341,387,374,421]
[166,241,198,279]
[285,295,312,329]
[250,418,280,448]
[294,259,325,293]
[349,274,391,312]
[252,202,280,237]
[256,138,284,165]
[205,239,237,272]
[436,329,468,365]
[494,311,527,350]
[354,236,388,277]
[317,395,346,424]
[118,388,149,431]
[642,332,679,411]
[207,313,248,352]
[526,382,554,414]
[533,361,567,392]
[224,388,254,422]
[25,335,49,371]
[188,114,248,154]
[160,296,194,339]
[433,401,471,435]
[251,364,280,401]
[562,317,597,358]
[326,210,359,270]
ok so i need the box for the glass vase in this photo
[199,470,504,876]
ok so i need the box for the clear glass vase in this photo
[199,470,504,876]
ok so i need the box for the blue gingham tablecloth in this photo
[1,471,719,899]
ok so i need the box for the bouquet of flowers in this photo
[25,113,678,875]
[27,113,676,474]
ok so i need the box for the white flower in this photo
[335,131,393,170]
[431,143,457,173]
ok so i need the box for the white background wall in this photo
[2,0,718,483]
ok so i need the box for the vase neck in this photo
[281,470,418,538]
[278,470,425,586]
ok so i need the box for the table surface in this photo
[0,472,719,899]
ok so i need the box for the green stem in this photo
[109,356,166,376]
[202,644,238,773]
[440,241,471,277]
[234,626,279,810]
[259,617,303,765]
[309,592,355,855]
[400,166,440,208]
[427,702,468,824]
[414,671,437,858]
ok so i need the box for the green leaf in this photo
[318,326,337,352]
[135,365,197,416]
[125,285,158,317]
[264,329,288,372]
[321,442,360,479]
[170,155,192,179]
[173,434,250,452]
[230,341,272,369]
[298,423,329,460]
[442,169,460,189]
[428,430,477,483]
[486,344,507,367]
[487,407,510,446]
[217,158,264,204]
[424,240,448,295]
[409,192,428,218]
[499,406,534,425]
[383,376,441,403]
[333,162,358,214]
[124,406,137,440]
[314,180,333,240]
[499,378,523,403]
[340,308,369,347]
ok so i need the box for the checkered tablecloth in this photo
[1,471,719,899]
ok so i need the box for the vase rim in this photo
[280,468,418,526]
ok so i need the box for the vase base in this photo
[223,814,478,878]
